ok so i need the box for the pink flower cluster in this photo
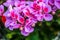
[0,0,60,36]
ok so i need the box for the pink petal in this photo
[43,14,53,21]
[43,5,51,13]
[25,26,34,33]
[54,0,60,9]
[0,5,4,16]
[21,30,29,36]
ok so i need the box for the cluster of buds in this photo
[0,0,60,36]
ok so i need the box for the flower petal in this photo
[25,26,34,33]
[0,5,4,16]
[55,0,60,9]
[21,30,29,36]
[43,14,53,21]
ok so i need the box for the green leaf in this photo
[26,30,40,40]
[57,18,60,24]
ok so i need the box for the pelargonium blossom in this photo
[0,0,60,36]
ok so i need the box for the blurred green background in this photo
[0,0,60,40]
